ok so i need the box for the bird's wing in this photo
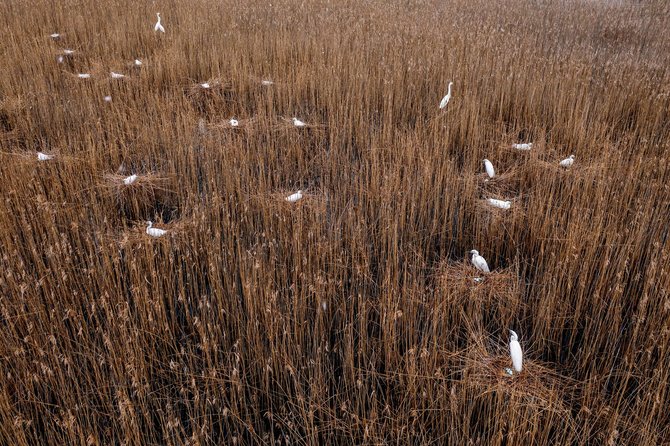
[510,342,523,370]
[476,257,490,272]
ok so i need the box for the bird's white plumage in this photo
[483,159,495,178]
[512,143,533,150]
[487,198,511,209]
[104,95,112,102]
[154,13,165,33]
[111,71,125,79]
[50,33,61,39]
[559,155,575,168]
[286,190,303,203]
[229,119,239,127]
[439,82,453,109]
[57,56,64,64]
[134,59,143,66]
[261,80,274,86]
[123,174,138,185]
[77,73,91,79]
[200,82,210,89]
[37,152,54,161]
[146,221,167,237]
[63,49,75,55]
[509,330,523,373]
[469,249,490,273]
[292,117,306,127]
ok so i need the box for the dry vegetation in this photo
[1,0,669,444]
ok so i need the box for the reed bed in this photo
[0,0,669,444]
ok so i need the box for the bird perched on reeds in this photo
[559,155,575,168]
[512,143,533,150]
[487,198,511,209]
[469,250,490,273]
[37,152,54,161]
[439,81,453,109]
[123,174,138,185]
[134,59,143,67]
[509,330,523,373]
[483,159,495,178]
[200,82,211,89]
[146,221,167,237]
[286,190,303,203]
[292,117,306,127]
[154,13,165,33]
[229,119,239,127]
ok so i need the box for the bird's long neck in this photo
[147,222,152,229]
[447,83,452,95]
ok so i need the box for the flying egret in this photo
[559,154,575,168]
[111,71,125,79]
[146,221,167,237]
[509,330,523,373]
[292,117,306,127]
[469,250,490,273]
[483,159,495,178]
[77,73,91,79]
[439,82,453,109]
[487,198,511,209]
[104,95,112,102]
[123,174,138,185]
[286,190,303,203]
[512,143,533,150]
[134,59,143,66]
[37,152,54,161]
[154,13,165,33]
[229,119,239,127]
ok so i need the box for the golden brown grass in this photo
[0,0,669,444]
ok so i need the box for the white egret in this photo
[104,95,112,102]
[559,154,575,168]
[50,33,61,40]
[439,81,453,109]
[261,80,274,86]
[123,174,138,185]
[57,56,64,64]
[469,250,490,273]
[37,152,54,161]
[200,82,211,89]
[111,71,125,79]
[509,330,523,373]
[146,221,167,237]
[229,119,239,127]
[483,159,495,178]
[154,13,165,33]
[512,143,533,150]
[292,117,306,127]
[77,73,91,79]
[134,59,143,66]
[63,49,75,55]
[487,198,511,209]
[286,190,303,203]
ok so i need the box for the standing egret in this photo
[286,190,303,203]
[292,117,306,127]
[509,330,523,373]
[483,159,495,178]
[229,119,239,127]
[512,143,533,150]
[110,71,125,79]
[469,250,490,273]
[123,174,138,185]
[559,155,575,168]
[439,82,453,109]
[487,198,512,209]
[77,73,91,79]
[146,221,167,237]
[37,152,54,161]
[154,13,165,33]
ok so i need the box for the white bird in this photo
[469,250,490,273]
[200,83,211,89]
[483,159,495,178]
[154,13,165,33]
[50,33,61,40]
[37,152,54,161]
[512,143,533,150]
[509,330,523,373]
[229,119,239,127]
[261,80,274,86]
[104,95,112,102]
[111,71,125,79]
[292,117,306,127]
[439,81,453,109]
[63,49,75,55]
[487,198,512,209]
[77,73,91,79]
[286,190,303,203]
[146,221,167,237]
[57,56,64,64]
[134,59,143,66]
[123,174,138,185]
[559,154,575,168]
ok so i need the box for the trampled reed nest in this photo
[435,261,521,307]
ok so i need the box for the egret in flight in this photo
[146,221,167,237]
[512,143,532,150]
[509,330,523,373]
[487,198,511,209]
[229,119,239,127]
[469,250,490,273]
[37,152,54,161]
[483,159,495,178]
[154,13,165,33]
[439,82,453,109]
[111,71,125,79]
[559,155,575,168]
[77,73,91,79]
[292,117,306,127]
[123,174,138,185]
[286,190,303,203]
